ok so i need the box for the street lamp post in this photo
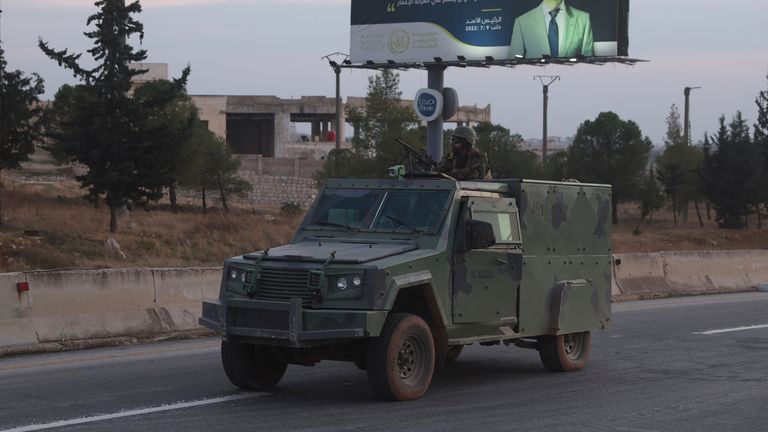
[535,75,560,166]
[323,53,350,151]
[683,86,701,146]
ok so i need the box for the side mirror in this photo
[467,220,496,250]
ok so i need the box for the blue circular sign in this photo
[414,89,444,122]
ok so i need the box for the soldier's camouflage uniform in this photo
[438,148,492,181]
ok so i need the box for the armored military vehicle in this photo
[201,177,613,401]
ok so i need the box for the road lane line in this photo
[693,324,768,335]
[0,393,259,432]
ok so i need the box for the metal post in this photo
[543,85,549,164]
[334,65,342,150]
[426,66,446,163]
[683,86,700,146]
[535,76,560,166]
[322,53,350,151]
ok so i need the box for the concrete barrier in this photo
[2,250,767,354]
[613,250,768,301]
[0,273,38,348]
[1,268,221,355]
[612,253,670,299]
[153,268,222,331]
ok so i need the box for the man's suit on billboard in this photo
[509,2,594,59]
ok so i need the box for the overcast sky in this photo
[2,0,767,144]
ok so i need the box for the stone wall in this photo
[237,172,318,207]
[235,156,323,207]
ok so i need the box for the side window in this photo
[471,209,522,244]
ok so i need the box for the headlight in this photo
[229,269,239,280]
[336,277,348,290]
[352,276,363,287]
[240,272,247,283]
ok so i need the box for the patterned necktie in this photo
[548,8,560,58]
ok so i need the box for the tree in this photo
[132,77,198,212]
[656,105,704,226]
[566,112,652,224]
[544,151,569,181]
[40,0,190,232]
[639,168,665,223]
[177,125,251,213]
[472,122,541,179]
[700,113,764,229]
[320,70,417,180]
[0,35,45,226]
[754,73,768,225]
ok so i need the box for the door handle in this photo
[496,258,508,265]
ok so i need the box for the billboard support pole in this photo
[427,66,446,163]
[535,75,560,167]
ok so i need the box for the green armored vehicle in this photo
[201,177,613,400]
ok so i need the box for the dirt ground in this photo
[0,182,297,272]
[612,202,768,253]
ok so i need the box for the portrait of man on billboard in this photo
[509,0,594,59]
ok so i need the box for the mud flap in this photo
[548,279,604,335]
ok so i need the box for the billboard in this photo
[350,0,629,64]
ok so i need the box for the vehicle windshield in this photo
[307,188,452,234]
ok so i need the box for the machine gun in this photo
[388,138,443,179]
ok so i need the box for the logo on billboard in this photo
[388,29,410,55]
[414,89,443,122]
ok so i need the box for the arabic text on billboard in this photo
[350,0,628,64]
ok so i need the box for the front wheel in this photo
[445,345,464,363]
[538,331,591,372]
[366,313,435,401]
[221,341,288,390]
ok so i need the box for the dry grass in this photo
[0,185,299,272]
[2,177,767,271]
[613,203,768,253]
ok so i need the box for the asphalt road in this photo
[1,292,767,432]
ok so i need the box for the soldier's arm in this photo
[438,156,451,174]
[450,155,484,180]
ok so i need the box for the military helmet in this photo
[452,126,477,146]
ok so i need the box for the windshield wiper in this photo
[311,220,358,232]
[383,214,425,234]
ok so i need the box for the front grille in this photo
[244,270,254,285]
[256,267,314,305]
[231,308,288,331]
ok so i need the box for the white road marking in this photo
[0,393,259,432]
[693,324,768,335]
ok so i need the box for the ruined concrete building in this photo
[129,63,493,206]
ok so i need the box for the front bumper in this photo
[200,298,387,347]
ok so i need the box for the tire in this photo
[366,313,435,401]
[221,341,288,390]
[445,345,464,363]
[538,331,591,372]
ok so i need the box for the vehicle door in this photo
[452,197,523,324]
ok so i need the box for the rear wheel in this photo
[221,341,288,390]
[366,313,435,401]
[538,331,591,372]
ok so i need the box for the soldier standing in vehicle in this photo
[438,126,492,180]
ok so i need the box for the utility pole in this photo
[683,86,701,146]
[323,53,350,150]
[534,76,560,166]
